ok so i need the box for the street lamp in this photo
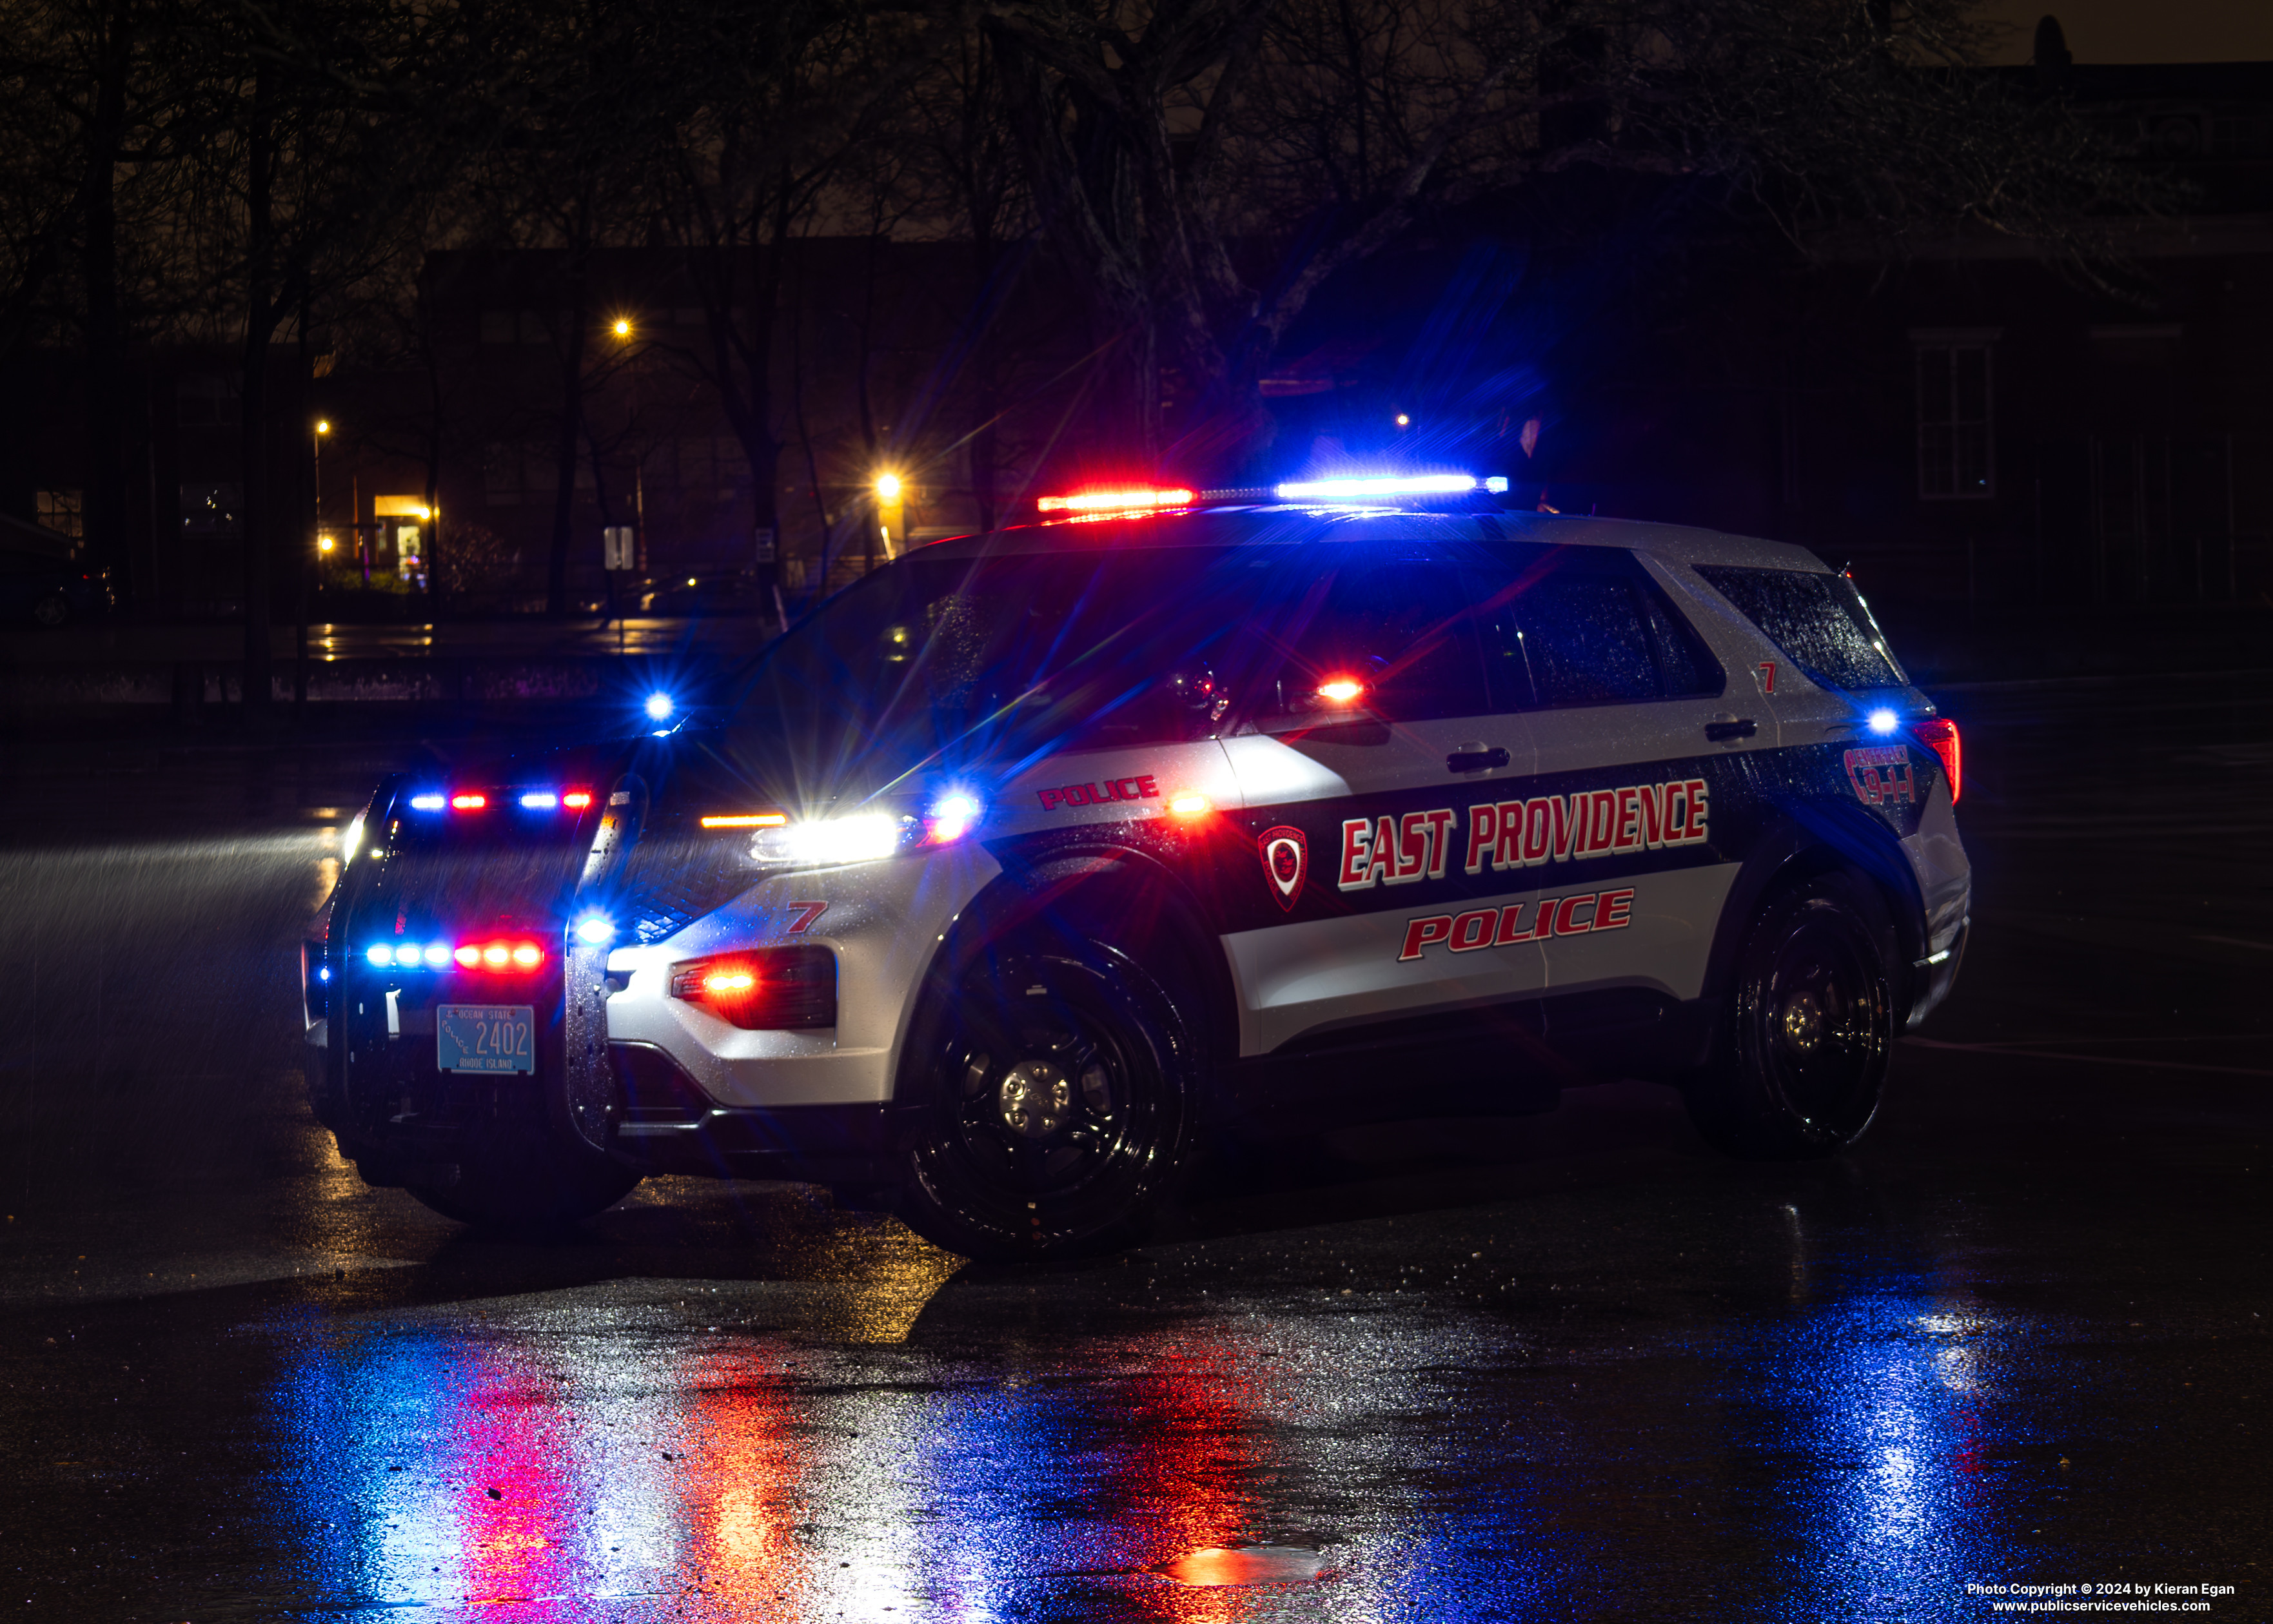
[872,471,904,571]
[611,317,632,338]
[301,416,333,719]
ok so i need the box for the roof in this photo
[914,504,1829,573]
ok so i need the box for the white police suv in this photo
[304,475,1969,1259]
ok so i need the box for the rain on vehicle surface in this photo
[304,473,1971,1259]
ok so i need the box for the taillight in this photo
[669,946,835,1030]
[1913,717,1961,805]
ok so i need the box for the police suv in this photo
[304,475,1970,1260]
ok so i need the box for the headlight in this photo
[341,814,365,864]
[747,796,983,870]
[751,812,914,868]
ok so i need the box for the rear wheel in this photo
[32,591,68,628]
[896,933,1196,1262]
[1686,869,1895,1160]
[402,1130,640,1235]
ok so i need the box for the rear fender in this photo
[1701,801,1929,1021]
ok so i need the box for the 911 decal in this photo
[1397,888,1636,960]
[1339,782,1707,892]
[1844,747,1914,806]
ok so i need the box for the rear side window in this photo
[1694,565,1906,690]
[1471,545,1723,710]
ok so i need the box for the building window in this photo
[1913,333,1996,500]
[35,489,83,547]
[478,309,547,345]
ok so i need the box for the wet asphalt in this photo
[0,673,2265,1623]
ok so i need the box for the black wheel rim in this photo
[1755,909,1887,1131]
[918,949,1173,1246]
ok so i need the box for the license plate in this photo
[437,1004,536,1074]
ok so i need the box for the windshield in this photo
[728,546,1299,797]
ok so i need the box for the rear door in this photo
[1217,545,1544,1055]
[1469,542,1770,1014]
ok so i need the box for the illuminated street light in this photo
[612,317,632,338]
[874,472,902,503]
[318,533,336,553]
[315,418,331,435]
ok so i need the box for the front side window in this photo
[1248,559,1491,729]
[1916,342,1994,500]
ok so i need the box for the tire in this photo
[32,591,69,628]
[1685,868,1896,1160]
[401,1130,641,1235]
[896,932,1197,1262]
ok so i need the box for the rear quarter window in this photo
[1693,565,1907,691]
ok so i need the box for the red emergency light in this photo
[1036,486,1197,513]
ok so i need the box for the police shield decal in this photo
[1259,826,1308,912]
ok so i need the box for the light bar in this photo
[701,812,790,830]
[563,790,593,809]
[364,938,547,973]
[1037,486,1196,513]
[1275,474,1477,500]
[409,794,445,811]
[520,791,558,809]
[451,792,487,810]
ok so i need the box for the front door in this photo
[1217,546,1544,1057]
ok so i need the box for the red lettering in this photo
[1465,805,1498,875]
[1449,909,1497,952]
[1338,819,1373,888]
[1398,915,1454,961]
[1551,794,1579,860]
[1555,893,1597,935]
[1061,784,1091,807]
[1365,817,1397,886]
[1495,800,1524,868]
[785,901,830,934]
[1637,783,1666,849]
[1595,888,1633,930]
[1038,788,1063,810]
[1422,809,1456,879]
[1614,787,1640,852]
[1114,778,1141,800]
[1523,798,1551,864]
[1680,778,1709,843]
[1494,902,1533,944]
[1136,774,1159,798]
[1394,812,1427,881]
[1588,790,1618,854]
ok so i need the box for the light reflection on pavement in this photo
[0,673,2265,1621]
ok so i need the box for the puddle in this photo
[1161,1546,1328,1586]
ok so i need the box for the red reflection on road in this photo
[669,1352,814,1612]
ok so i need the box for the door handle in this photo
[1704,717,1758,743]
[1446,744,1511,773]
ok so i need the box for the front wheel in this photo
[401,1130,641,1235]
[1685,870,1896,1160]
[896,934,1197,1262]
[32,591,69,628]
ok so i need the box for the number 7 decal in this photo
[784,901,829,934]
[1756,661,1776,695]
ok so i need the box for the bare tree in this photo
[976,0,2149,476]
[179,0,498,709]
[640,0,939,592]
